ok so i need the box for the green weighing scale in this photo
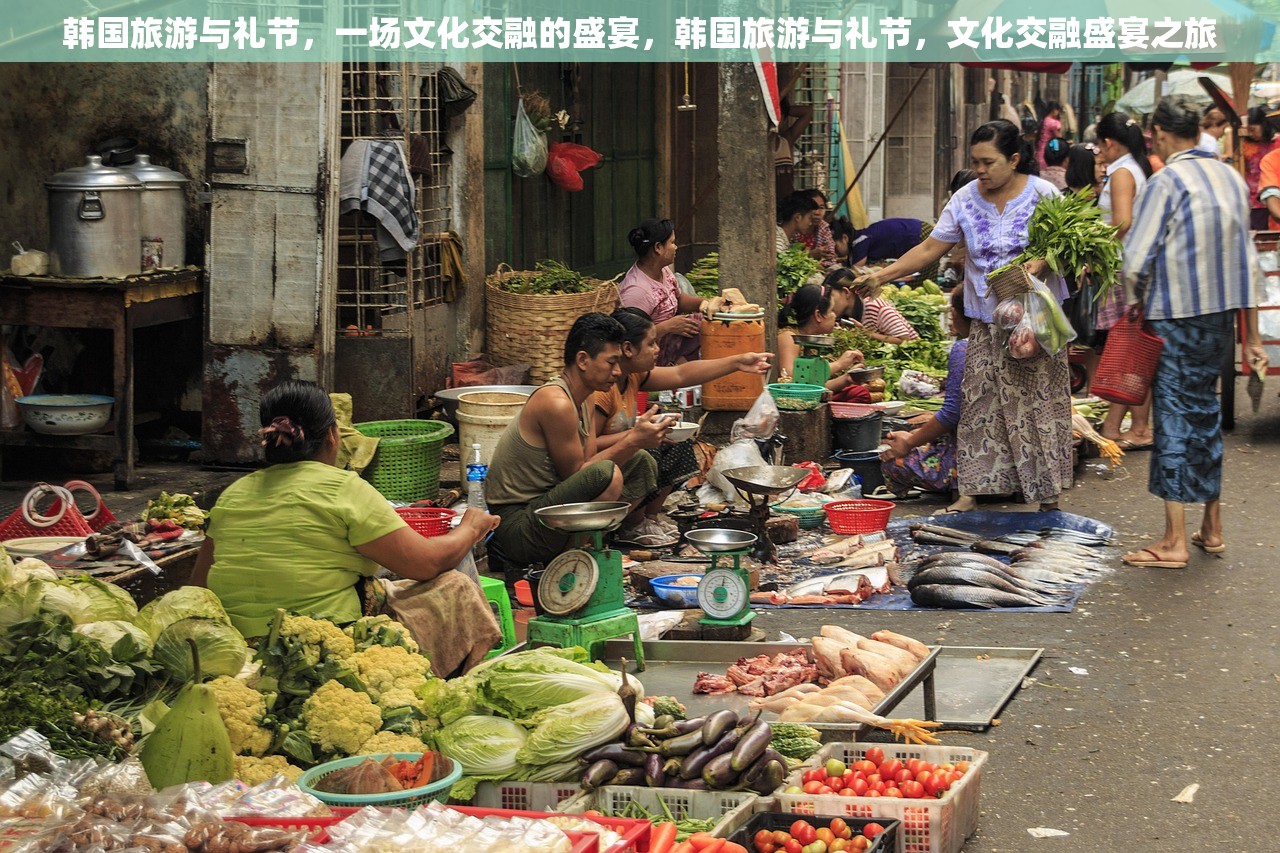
[791,333,836,386]
[686,528,759,629]
[526,502,645,669]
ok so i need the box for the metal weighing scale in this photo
[685,528,759,632]
[526,502,645,669]
[791,333,835,386]
[720,465,808,564]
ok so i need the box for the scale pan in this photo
[535,501,632,532]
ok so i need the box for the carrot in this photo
[687,833,719,851]
[698,840,727,853]
[720,843,748,853]
[671,843,695,853]
[649,822,678,853]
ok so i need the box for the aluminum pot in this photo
[122,155,189,270]
[46,155,142,278]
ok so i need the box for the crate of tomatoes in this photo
[731,813,898,853]
[771,743,987,853]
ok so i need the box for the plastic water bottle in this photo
[465,443,488,510]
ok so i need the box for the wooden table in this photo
[0,270,202,489]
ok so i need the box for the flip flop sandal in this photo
[1122,548,1188,569]
[1191,531,1226,554]
[866,486,918,500]
[1116,439,1154,451]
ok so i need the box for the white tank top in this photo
[1099,153,1147,225]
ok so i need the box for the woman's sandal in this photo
[1190,531,1225,554]
[1122,548,1188,569]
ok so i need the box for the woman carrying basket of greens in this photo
[855,120,1073,513]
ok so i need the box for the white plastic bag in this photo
[1025,276,1076,355]
[1006,317,1042,359]
[699,438,767,506]
[729,389,779,442]
[512,100,548,178]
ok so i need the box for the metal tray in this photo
[885,646,1043,730]
[600,639,938,741]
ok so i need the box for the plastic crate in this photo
[561,785,759,839]
[470,779,582,812]
[354,419,454,502]
[824,499,895,535]
[449,805,650,853]
[727,812,900,853]
[774,743,987,853]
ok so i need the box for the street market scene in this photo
[3,9,1280,851]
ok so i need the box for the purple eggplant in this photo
[700,709,738,747]
[749,759,787,794]
[645,753,666,787]
[610,767,647,786]
[658,728,706,757]
[729,720,772,772]
[581,759,618,789]
[581,743,648,767]
[702,752,740,788]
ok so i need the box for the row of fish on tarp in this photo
[895,523,1112,609]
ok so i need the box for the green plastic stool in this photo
[525,609,645,670]
[478,575,517,659]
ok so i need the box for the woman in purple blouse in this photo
[857,120,1073,512]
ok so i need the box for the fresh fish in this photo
[909,523,982,542]
[921,552,1009,571]
[1038,527,1112,546]
[1004,564,1086,586]
[787,577,832,597]
[1013,552,1107,573]
[906,566,1057,604]
[971,539,1023,556]
[912,531,979,547]
[910,583,1049,609]
[995,532,1043,546]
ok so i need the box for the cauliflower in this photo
[348,645,431,709]
[280,614,355,664]
[234,755,303,786]
[302,680,381,756]
[358,730,428,756]
[345,615,420,654]
[208,676,272,757]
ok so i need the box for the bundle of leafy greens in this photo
[777,244,822,299]
[685,253,719,298]
[493,259,597,296]
[832,328,952,399]
[880,283,948,342]
[988,188,1121,299]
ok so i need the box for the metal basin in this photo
[845,366,885,384]
[722,465,808,496]
[793,333,835,348]
[534,501,632,532]
[434,385,539,420]
[684,528,758,553]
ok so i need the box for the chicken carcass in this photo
[856,638,920,678]
[870,630,930,661]
[828,675,886,705]
[840,647,900,692]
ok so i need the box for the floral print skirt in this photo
[881,434,957,495]
[956,321,1074,503]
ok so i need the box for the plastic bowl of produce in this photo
[649,574,704,607]
[298,752,460,808]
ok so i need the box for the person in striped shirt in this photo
[1118,96,1268,569]
[845,290,921,345]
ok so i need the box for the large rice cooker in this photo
[45,155,142,278]
[121,155,189,270]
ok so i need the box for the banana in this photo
[140,639,234,787]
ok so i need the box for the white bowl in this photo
[876,400,906,416]
[16,395,114,435]
[666,421,699,442]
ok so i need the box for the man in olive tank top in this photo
[487,313,672,566]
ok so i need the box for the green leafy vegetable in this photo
[145,491,207,530]
[777,244,823,299]
[686,253,720,298]
[992,188,1121,300]
[493,260,597,296]
[515,692,630,766]
[434,714,527,776]
[62,577,138,622]
[152,616,249,682]
[470,648,629,719]
[74,620,153,661]
[135,587,230,641]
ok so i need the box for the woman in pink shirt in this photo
[619,219,706,365]
[1035,102,1062,172]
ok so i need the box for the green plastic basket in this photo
[771,502,827,529]
[298,752,461,808]
[354,419,454,502]
[767,382,826,411]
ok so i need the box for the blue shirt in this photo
[1123,149,1264,320]
[849,219,925,264]
[935,341,968,432]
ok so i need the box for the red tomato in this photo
[852,760,877,775]
[915,771,934,786]
[803,780,825,794]
[946,771,964,786]
[866,773,883,787]
[863,789,880,798]
[772,831,791,845]
[841,772,857,789]
[901,780,925,799]
[925,775,951,796]
[852,778,869,796]
[882,787,904,798]
[829,819,851,841]
[803,769,824,784]
[755,830,775,849]
[838,788,855,797]
[790,821,817,846]
[817,785,835,795]
[862,823,886,839]
[955,761,970,773]
[816,828,835,845]
[878,759,903,778]
[863,747,885,766]
[758,844,776,853]
[905,758,923,774]
[870,781,886,794]
[784,840,803,853]
[893,768,914,784]
[850,837,870,852]
[938,763,955,773]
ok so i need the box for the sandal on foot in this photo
[1191,531,1225,554]
[1116,438,1154,451]
[1122,548,1187,569]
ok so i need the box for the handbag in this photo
[1092,306,1165,406]
[1064,272,1100,348]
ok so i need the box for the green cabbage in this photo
[62,577,137,622]
[434,715,527,777]
[515,692,630,766]
[135,587,229,641]
[0,581,42,631]
[75,620,152,661]
[472,649,633,719]
[11,559,57,584]
[152,616,248,682]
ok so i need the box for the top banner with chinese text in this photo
[7,0,1276,63]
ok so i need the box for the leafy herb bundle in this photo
[991,189,1121,299]
[494,259,595,296]
[685,253,720,298]
[777,244,823,299]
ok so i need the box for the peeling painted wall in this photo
[0,63,208,265]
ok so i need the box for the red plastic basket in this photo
[396,507,457,538]
[824,499,895,534]
[0,483,94,541]
[1093,307,1164,406]
[449,806,650,853]
[48,481,117,532]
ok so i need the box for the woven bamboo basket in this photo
[987,264,1034,301]
[485,265,621,383]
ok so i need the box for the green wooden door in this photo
[484,64,657,279]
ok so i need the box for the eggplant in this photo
[653,715,675,730]
[610,767,647,786]
[645,753,666,788]
[677,745,713,781]
[702,752,739,788]
[627,725,659,749]
[667,777,709,790]
[658,729,706,757]
[581,743,648,767]
[663,757,685,776]
[581,759,618,789]
[700,709,738,747]
[729,720,772,772]
[673,717,707,735]
[749,759,787,795]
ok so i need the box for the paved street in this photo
[755,393,1280,850]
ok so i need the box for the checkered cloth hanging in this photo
[339,140,419,263]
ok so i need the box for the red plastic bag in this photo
[791,461,826,492]
[546,142,602,192]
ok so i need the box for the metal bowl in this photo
[845,366,885,384]
[434,385,539,421]
[534,501,632,532]
[793,333,835,348]
[685,528,759,553]
[722,465,809,496]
